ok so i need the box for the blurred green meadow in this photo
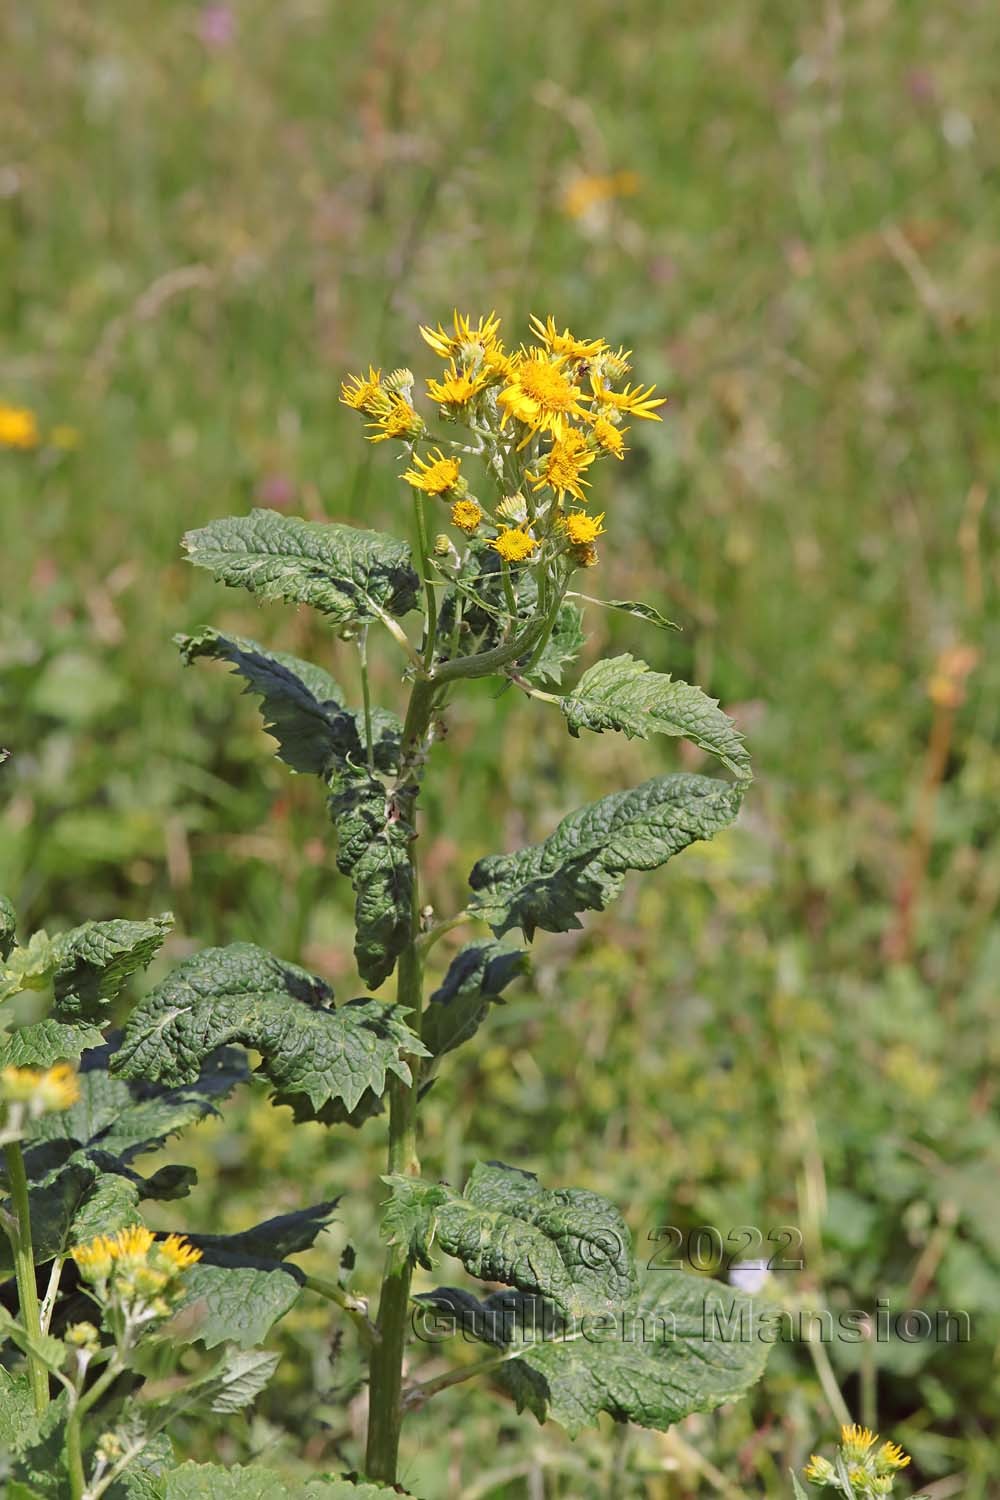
[2,1,999,1494]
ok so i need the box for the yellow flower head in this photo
[1,1063,79,1114]
[875,1441,911,1475]
[367,396,425,445]
[113,1225,156,1266]
[419,310,503,362]
[156,1233,203,1273]
[340,366,388,415]
[450,498,483,535]
[841,1426,878,1461]
[589,413,627,459]
[0,404,39,450]
[561,511,606,547]
[600,345,633,382]
[528,314,607,361]
[426,364,485,408]
[72,1235,117,1281]
[531,429,596,502]
[803,1454,835,1485]
[572,542,599,568]
[499,352,586,445]
[591,376,666,421]
[491,526,539,564]
[402,448,463,497]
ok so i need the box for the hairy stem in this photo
[3,1141,48,1416]
[365,675,438,1482]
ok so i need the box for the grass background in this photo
[2,2,999,1494]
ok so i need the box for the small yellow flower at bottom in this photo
[803,1454,835,1485]
[403,448,463,497]
[561,511,606,547]
[491,526,539,564]
[1,1062,79,1113]
[0,404,39,449]
[450,498,483,535]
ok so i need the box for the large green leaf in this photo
[176,630,400,776]
[0,1020,105,1068]
[161,1466,399,1499]
[182,510,420,625]
[49,915,174,1021]
[561,654,751,781]
[423,942,529,1058]
[500,1274,769,1435]
[468,773,743,939]
[383,1162,636,1320]
[0,1161,96,1270]
[329,776,414,990]
[168,1201,337,1349]
[112,944,424,1122]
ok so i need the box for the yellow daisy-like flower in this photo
[498,352,586,445]
[450,498,483,535]
[588,413,627,459]
[1,1063,79,1113]
[528,314,607,361]
[402,448,463,497]
[367,396,425,445]
[561,511,606,547]
[419,310,503,361]
[531,429,596,502]
[426,364,484,408]
[591,377,666,421]
[491,526,539,564]
[601,344,633,381]
[875,1441,911,1474]
[840,1426,878,1461]
[340,366,388,415]
[157,1233,203,1272]
[0,404,39,449]
[113,1225,157,1265]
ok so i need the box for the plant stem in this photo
[358,627,375,773]
[305,1274,376,1350]
[3,1141,48,1416]
[365,675,438,1483]
[66,1407,86,1500]
[411,492,438,670]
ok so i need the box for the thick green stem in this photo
[365,675,438,1483]
[3,1141,48,1416]
[66,1408,86,1500]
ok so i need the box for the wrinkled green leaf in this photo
[0,1020,105,1068]
[424,942,529,1058]
[0,1369,38,1455]
[383,1161,635,1319]
[206,1348,281,1413]
[500,1274,769,1435]
[49,914,174,1022]
[182,510,420,625]
[0,1161,95,1270]
[112,944,424,1121]
[469,773,744,939]
[68,1171,142,1244]
[176,630,400,776]
[561,654,751,780]
[330,776,414,990]
[161,1466,400,1499]
[168,1201,337,1349]
[0,932,56,1006]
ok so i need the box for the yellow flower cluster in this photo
[804,1426,911,1495]
[0,403,39,450]
[1,1062,79,1117]
[72,1225,202,1319]
[340,311,666,572]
